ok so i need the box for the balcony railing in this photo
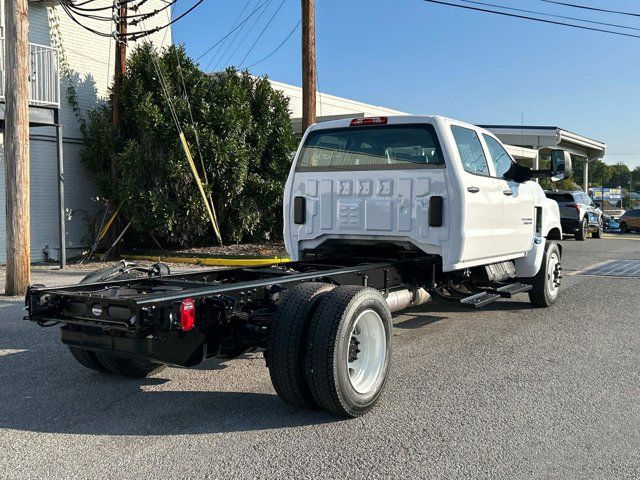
[0,37,60,108]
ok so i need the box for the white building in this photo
[268,80,407,134]
[0,0,171,263]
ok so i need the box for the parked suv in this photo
[545,190,603,240]
[619,209,640,233]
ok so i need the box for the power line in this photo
[238,0,288,67]
[422,0,640,40]
[60,0,201,40]
[218,0,273,70]
[460,0,640,32]
[540,0,640,18]
[195,1,270,61]
[201,0,255,72]
[130,0,204,40]
[246,19,301,68]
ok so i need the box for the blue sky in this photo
[173,0,640,167]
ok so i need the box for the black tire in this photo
[266,282,334,409]
[575,217,588,241]
[592,217,603,238]
[68,346,111,373]
[528,241,562,308]
[620,222,629,234]
[304,286,392,417]
[95,353,166,378]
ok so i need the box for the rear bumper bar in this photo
[61,326,208,367]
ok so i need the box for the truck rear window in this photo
[296,125,444,171]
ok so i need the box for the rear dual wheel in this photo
[267,284,392,417]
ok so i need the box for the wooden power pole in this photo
[109,1,127,254]
[301,0,316,132]
[111,0,127,166]
[4,0,31,295]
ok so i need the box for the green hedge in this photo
[81,43,296,246]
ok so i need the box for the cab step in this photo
[459,291,501,308]
[495,282,532,298]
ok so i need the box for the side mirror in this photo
[503,148,574,183]
[550,149,572,181]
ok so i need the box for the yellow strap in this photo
[179,132,223,244]
[97,210,118,242]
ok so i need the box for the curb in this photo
[121,253,291,267]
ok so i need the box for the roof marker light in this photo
[350,116,388,126]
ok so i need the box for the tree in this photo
[81,44,296,246]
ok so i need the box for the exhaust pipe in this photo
[385,288,430,313]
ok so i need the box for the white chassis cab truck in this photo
[26,115,571,418]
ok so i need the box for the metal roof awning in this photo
[480,125,606,161]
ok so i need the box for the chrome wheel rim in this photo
[347,309,386,395]
[547,252,561,299]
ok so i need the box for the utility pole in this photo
[112,0,127,172]
[301,0,316,132]
[110,1,127,255]
[4,0,31,295]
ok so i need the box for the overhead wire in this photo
[216,0,272,70]
[540,0,640,18]
[60,0,199,41]
[422,0,640,40]
[202,0,256,72]
[195,1,270,61]
[238,0,288,67]
[245,19,300,68]
[460,0,640,31]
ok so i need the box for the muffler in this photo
[385,288,430,313]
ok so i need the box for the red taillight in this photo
[350,116,388,126]
[566,203,581,213]
[179,298,196,331]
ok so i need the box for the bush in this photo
[81,43,296,246]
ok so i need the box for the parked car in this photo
[602,213,620,231]
[545,190,603,240]
[619,209,640,233]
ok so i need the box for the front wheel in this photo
[620,222,629,234]
[304,286,392,417]
[528,241,562,307]
[592,218,603,238]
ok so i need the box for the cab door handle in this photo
[503,189,513,196]
[467,186,480,193]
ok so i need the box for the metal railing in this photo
[0,37,60,108]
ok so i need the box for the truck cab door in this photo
[482,134,535,254]
[451,125,518,264]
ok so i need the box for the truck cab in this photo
[284,115,563,275]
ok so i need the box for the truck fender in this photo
[514,237,546,278]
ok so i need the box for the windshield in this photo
[296,125,444,171]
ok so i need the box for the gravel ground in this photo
[0,234,639,479]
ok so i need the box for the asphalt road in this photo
[1,235,639,479]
